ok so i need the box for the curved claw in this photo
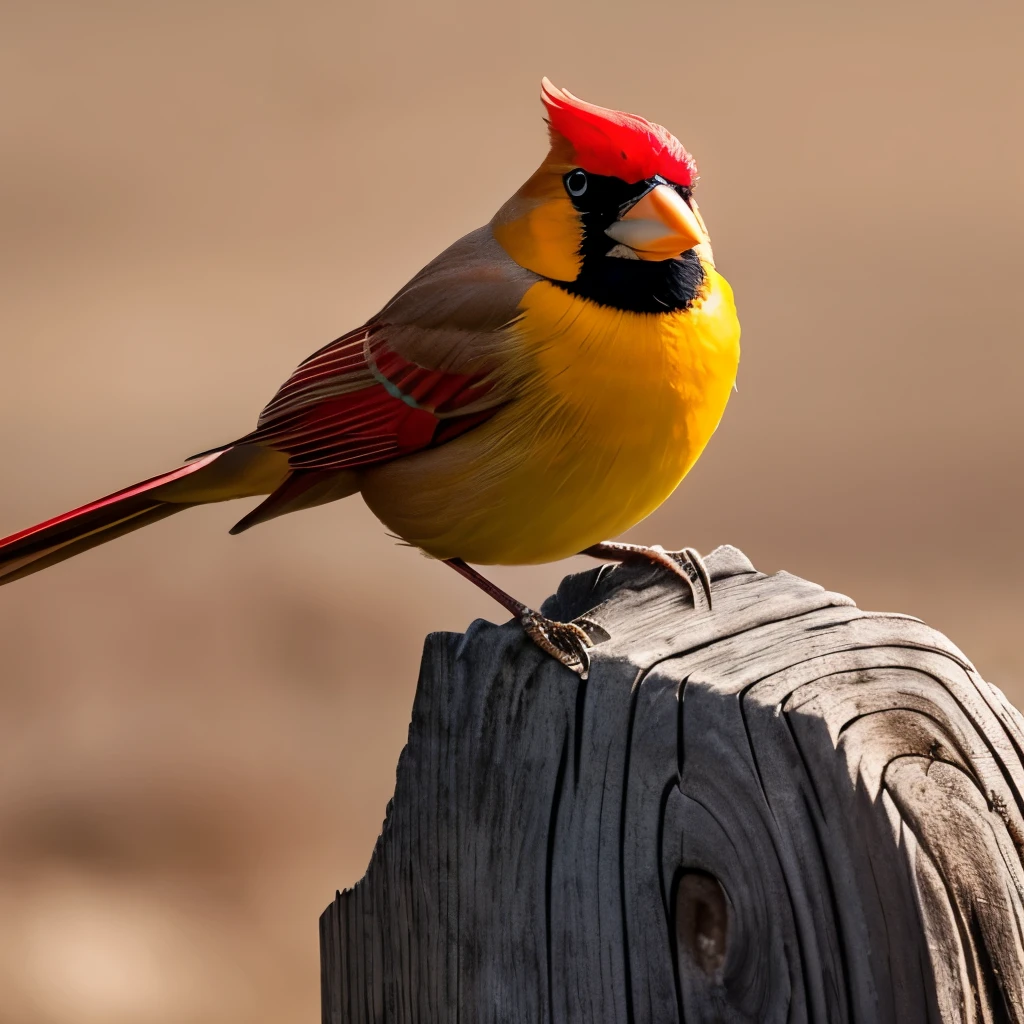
[521,613,593,678]
[663,545,713,612]
[580,541,714,612]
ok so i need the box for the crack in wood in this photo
[546,727,569,1024]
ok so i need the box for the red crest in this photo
[540,78,697,187]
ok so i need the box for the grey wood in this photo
[320,545,1024,1023]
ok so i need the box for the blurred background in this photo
[0,0,1021,1020]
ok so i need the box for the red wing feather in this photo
[256,328,373,426]
[246,326,501,471]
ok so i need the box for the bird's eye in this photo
[565,169,588,198]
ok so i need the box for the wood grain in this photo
[321,545,1024,1022]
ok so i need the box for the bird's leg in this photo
[444,558,593,678]
[579,541,713,612]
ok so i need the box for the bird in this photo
[0,79,741,678]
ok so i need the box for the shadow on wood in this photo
[320,545,1024,1023]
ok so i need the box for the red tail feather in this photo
[0,453,221,585]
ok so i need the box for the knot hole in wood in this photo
[674,869,729,978]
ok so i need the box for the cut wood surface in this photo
[320,545,1024,1023]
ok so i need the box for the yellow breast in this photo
[519,271,740,483]
[360,267,740,565]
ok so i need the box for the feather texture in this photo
[242,227,536,473]
[359,266,740,565]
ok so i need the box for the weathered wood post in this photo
[320,545,1024,1023]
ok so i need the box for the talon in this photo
[579,541,713,612]
[521,613,593,678]
[673,546,713,611]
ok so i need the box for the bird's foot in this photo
[443,557,599,677]
[521,612,594,679]
[581,541,713,612]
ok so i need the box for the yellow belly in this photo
[359,269,740,564]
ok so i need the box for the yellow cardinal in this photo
[0,80,740,677]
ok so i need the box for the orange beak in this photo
[604,184,705,261]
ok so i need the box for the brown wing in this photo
[241,226,540,472]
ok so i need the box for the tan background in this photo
[0,0,1021,1020]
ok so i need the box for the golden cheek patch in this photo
[492,197,583,283]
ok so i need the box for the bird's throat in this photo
[554,247,707,314]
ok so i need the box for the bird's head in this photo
[492,79,713,313]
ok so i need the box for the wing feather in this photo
[239,226,538,474]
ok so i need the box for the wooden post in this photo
[319,545,1024,1023]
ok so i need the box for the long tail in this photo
[0,445,289,586]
